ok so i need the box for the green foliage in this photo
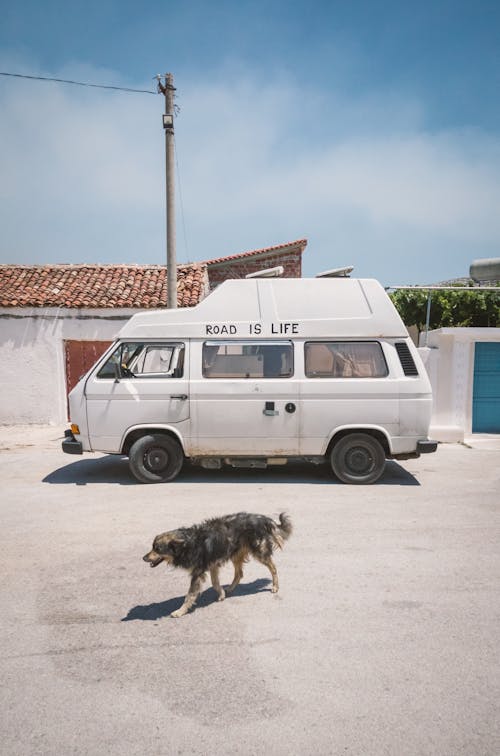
[390,283,500,330]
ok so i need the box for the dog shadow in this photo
[121,578,272,621]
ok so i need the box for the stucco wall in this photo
[4,309,498,435]
[420,328,500,440]
[0,307,135,425]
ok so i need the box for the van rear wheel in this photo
[330,433,386,485]
[128,434,183,483]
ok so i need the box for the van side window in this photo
[203,341,293,379]
[305,341,388,378]
[97,342,185,379]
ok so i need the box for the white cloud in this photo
[1,61,499,283]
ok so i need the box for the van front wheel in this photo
[128,434,183,483]
[330,433,386,485]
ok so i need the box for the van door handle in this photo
[263,401,279,416]
[170,394,188,400]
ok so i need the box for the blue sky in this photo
[1,0,499,284]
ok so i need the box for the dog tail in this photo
[275,512,292,545]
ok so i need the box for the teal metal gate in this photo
[472,342,500,433]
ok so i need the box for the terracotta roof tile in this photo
[202,239,307,266]
[0,263,208,309]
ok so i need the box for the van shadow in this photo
[43,457,419,487]
[121,578,271,621]
[43,455,135,486]
[381,461,421,486]
[182,460,420,486]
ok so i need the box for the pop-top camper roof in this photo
[119,278,408,340]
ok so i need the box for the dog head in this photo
[143,531,184,568]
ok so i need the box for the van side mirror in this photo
[113,363,122,382]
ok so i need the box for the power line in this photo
[0,71,157,95]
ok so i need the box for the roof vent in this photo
[315,266,354,278]
[245,266,284,279]
[395,342,419,376]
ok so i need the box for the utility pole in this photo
[157,73,177,308]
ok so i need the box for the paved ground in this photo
[0,426,499,755]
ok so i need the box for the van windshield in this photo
[97,342,185,379]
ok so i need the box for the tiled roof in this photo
[203,239,307,266]
[0,263,208,309]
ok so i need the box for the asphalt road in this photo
[0,428,499,755]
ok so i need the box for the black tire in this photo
[330,433,386,485]
[128,434,184,483]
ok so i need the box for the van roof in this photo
[118,278,408,339]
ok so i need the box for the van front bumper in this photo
[62,429,83,455]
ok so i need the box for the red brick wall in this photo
[207,250,302,289]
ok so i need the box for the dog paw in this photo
[271,587,279,594]
[170,608,187,618]
[217,592,226,602]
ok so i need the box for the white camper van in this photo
[62,278,437,484]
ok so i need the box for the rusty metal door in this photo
[64,340,112,397]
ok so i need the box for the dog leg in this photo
[227,551,245,593]
[171,574,203,618]
[257,556,279,593]
[210,566,225,601]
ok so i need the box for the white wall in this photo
[420,328,500,441]
[3,310,499,433]
[0,307,135,425]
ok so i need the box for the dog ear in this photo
[167,532,185,554]
[169,538,183,549]
[153,530,185,555]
